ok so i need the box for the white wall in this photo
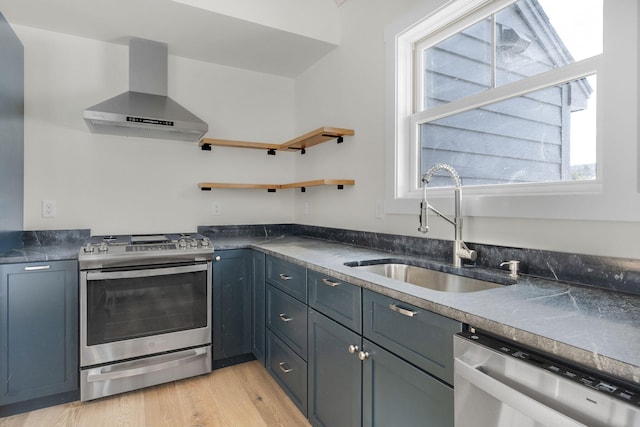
[293,0,640,259]
[15,1,640,259]
[18,25,296,235]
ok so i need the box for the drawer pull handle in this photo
[348,344,359,354]
[279,273,292,281]
[279,362,292,373]
[279,313,293,322]
[24,265,51,271]
[322,278,340,287]
[388,303,418,317]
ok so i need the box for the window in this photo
[389,0,603,195]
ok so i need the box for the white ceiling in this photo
[0,0,346,77]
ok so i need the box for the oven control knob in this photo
[200,239,210,247]
[98,243,108,253]
[83,244,94,253]
[178,239,187,248]
[189,239,198,248]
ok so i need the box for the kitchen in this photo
[0,0,639,426]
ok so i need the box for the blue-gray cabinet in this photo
[212,249,253,367]
[266,329,308,415]
[260,256,461,427]
[361,339,454,427]
[265,255,308,416]
[362,290,462,385]
[0,260,78,415]
[265,255,307,303]
[362,289,461,426]
[308,281,460,427]
[308,270,361,333]
[252,250,266,365]
[266,284,308,359]
[308,309,362,427]
[0,11,24,254]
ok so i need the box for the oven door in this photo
[80,262,212,367]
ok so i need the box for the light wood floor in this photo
[0,361,311,427]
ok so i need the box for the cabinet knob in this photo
[358,351,370,361]
[215,256,221,261]
[348,344,359,354]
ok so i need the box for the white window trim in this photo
[384,0,604,220]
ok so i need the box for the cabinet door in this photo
[0,261,78,406]
[212,249,253,362]
[362,339,453,427]
[308,309,362,427]
[252,250,266,365]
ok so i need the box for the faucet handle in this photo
[500,260,520,280]
[418,201,429,234]
[458,241,477,262]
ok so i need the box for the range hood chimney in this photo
[84,38,208,142]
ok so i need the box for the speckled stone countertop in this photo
[2,228,638,387]
[212,235,640,386]
[0,229,89,264]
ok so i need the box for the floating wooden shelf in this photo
[199,179,355,192]
[199,126,354,154]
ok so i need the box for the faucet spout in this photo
[418,163,476,268]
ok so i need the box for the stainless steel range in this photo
[78,233,213,401]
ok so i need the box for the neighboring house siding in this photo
[420,0,590,187]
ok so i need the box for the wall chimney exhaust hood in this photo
[84,38,208,142]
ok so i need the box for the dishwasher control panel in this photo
[459,330,640,409]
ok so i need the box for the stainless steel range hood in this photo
[84,38,208,142]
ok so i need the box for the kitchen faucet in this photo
[418,163,477,268]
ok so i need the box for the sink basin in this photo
[345,261,503,293]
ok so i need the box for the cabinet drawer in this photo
[266,330,308,416]
[308,270,361,333]
[363,290,462,385]
[266,284,308,359]
[266,256,307,302]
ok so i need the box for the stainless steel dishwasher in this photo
[454,330,640,427]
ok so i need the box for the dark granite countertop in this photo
[212,235,640,386]
[0,229,89,265]
[3,229,638,387]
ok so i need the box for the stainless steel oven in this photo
[78,233,213,401]
[454,330,640,427]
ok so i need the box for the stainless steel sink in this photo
[346,262,503,293]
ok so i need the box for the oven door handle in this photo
[454,358,587,427]
[86,263,208,280]
[86,347,208,382]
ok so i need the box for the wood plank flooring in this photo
[0,361,311,427]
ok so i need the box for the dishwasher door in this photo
[453,332,640,427]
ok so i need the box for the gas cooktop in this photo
[79,233,214,269]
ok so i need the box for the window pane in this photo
[419,75,596,188]
[496,0,603,86]
[423,18,492,109]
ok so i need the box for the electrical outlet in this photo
[212,202,222,216]
[375,200,385,219]
[42,200,56,218]
[304,201,310,215]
